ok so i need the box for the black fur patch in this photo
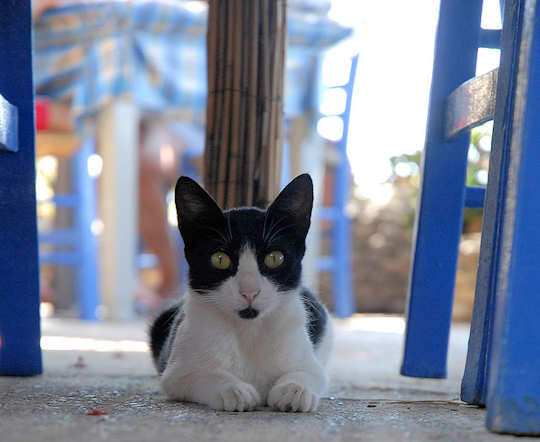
[300,289,327,346]
[149,303,181,367]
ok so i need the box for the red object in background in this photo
[35,97,50,131]
[87,410,109,416]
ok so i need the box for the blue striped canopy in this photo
[33,1,352,129]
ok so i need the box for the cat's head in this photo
[175,174,313,320]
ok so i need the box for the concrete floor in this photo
[1,315,534,441]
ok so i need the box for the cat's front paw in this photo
[267,382,319,412]
[215,382,261,412]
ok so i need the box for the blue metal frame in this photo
[401,0,483,379]
[0,0,42,375]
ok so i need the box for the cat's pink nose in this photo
[240,290,260,304]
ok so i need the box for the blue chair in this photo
[38,136,100,321]
[317,55,358,318]
[0,1,42,375]
[402,0,540,434]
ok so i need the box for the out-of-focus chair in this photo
[317,55,358,318]
[35,97,100,320]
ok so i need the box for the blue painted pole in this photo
[332,152,354,318]
[332,56,358,318]
[401,0,483,378]
[72,136,100,320]
[486,0,540,434]
[0,0,42,375]
[461,0,519,406]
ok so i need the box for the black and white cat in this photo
[149,174,332,412]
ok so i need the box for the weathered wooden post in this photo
[204,0,287,208]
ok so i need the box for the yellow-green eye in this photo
[210,252,231,270]
[264,251,284,269]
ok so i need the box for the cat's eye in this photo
[264,251,284,269]
[210,252,231,270]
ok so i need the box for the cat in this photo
[149,174,332,412]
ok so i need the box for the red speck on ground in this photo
[87,410,109,416]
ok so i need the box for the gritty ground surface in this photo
[1,316,534,442]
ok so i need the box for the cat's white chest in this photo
[160,293,329,411]
[230,319,299,395]
[179,298,311,397]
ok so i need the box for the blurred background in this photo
[33,0,501,323]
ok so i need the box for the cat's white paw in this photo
[215,382,261,412]
[267,382,319,412]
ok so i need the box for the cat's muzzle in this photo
[238,307,259,319]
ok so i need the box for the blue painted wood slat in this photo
[0,0,42,375]
[461,0,522,407]
[486,0,540,433]
[401,0,483,379]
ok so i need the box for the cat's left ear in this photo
[174,176,226,240]
[266,174,313,239]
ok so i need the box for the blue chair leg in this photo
[332,157,354,318]
[401,0,483,378]
[71,137,100,320]
[329,55,357,318]
[461,0,516,406]
[0,0,42,375]
[280,119,291,189]
[485,2,540,433]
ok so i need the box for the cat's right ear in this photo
[174,176,226,238]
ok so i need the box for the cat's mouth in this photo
[238,307,259,319]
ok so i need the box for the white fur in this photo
[160,248,332,412]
